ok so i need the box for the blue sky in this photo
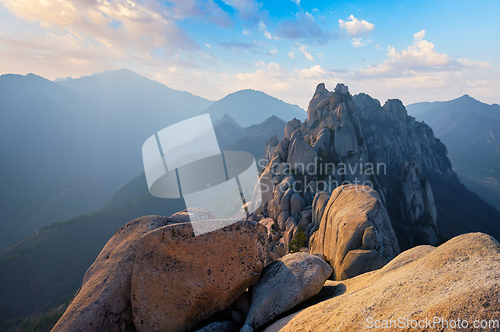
[0,0,499,109]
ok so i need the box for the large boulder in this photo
[312,127,331,155]
[287,138,318,175]
[290,192,305,217]
[289,129,303,144]
[311,192,330,227]
[309,185,400,280]
[243,252,332,330]
[53,214,267,332]
[264,135,280,162]
[265,233,500,332]
[51,215,180,332]
[283,119,302,139]
[273,138,290,161]
[131,221,268,332]
[307,83,326,123]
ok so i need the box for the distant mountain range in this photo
[217,114,286,161]
[204,89,306,126]
[0,70,212,248]
[407,95,500,155]
[407,95,500,210]
[0,69,300,248]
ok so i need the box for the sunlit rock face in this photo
[264,233,500,332]
[52,214,268,332]
[257,83,455,254]
[309,184,400,281]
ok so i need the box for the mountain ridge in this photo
[407,93,500,210]
[202,88,306,127]
[0,70,213,248]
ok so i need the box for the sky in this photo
[0,0,499,110]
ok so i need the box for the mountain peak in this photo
[457,94,476,101]
[202,89,306,127]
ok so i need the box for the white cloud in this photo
[229,62,339,109]
[242,29,250,35]
[353,30,461,78]
[352,38,365,47]
[457,58,492,69]
[341,30,499,105]
[259,21,272,39]
[269,48,278,55]
[339,15,374,37]
[148,57,500,114]
[387,30,451,68]
[205,43,211,48]
[298,44,314,61]
[0,0,201,54]
[289,52,295,59]
[296,64,326,78]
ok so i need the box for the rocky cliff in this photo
[265,232,500,332]
[258,83,451,250]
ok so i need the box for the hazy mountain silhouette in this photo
[223,115,286,161]
[407,94,500,119]
[0,70,213,248]
[203,89,306,126]
[407,95,500,210]
[59,69,213,126]
[213,114,245,149]
[407,95,500,154]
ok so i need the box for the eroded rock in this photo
[265,233,500,332]
[131,221,267,332]
[51,215,179,332]
[309,185,400,280]
[243,252,332,330]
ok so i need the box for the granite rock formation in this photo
[264,233,500,332]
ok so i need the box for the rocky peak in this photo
[259,83,459,251]
[306,82,351,125]
[283,118,301,139]
[383,99,408,122]
[313,82,326,97]
[334,83,349,94]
